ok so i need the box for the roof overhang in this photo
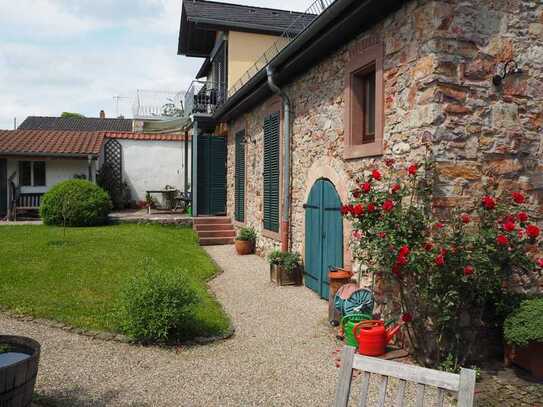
[214,0,410,122]
[177,1,300,57]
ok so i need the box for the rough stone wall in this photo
[225,0,543,294]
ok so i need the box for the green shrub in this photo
[118,262,200,342]
[504,298,543,347]
[237,226,257,242]
[40,180,111,227]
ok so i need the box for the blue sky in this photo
[0,0,310,129]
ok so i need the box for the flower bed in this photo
[341,158,542,368]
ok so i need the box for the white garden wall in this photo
[118,139,191,203]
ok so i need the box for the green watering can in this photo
[340,313,372,347]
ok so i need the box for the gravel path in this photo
[1,245,341,406]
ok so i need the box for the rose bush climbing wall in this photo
[342,159,542,367]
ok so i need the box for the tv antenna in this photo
[112,95,130,118]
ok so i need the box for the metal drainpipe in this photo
[266,66,291,253]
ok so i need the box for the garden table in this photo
[145,189,178,214]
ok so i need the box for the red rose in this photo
[371,169,382,181]
[482,195,496,210]
[496,235,509,246]
[377,231,386,239]
[502,215,516,224]
[435,254,445,266]
[382,200,395,212]
[361,182,371,193]
[340,205,351,216]
[461,213,471,224]
[352,189,361,199]
[399,245,410,257]
[385,158,395,167]
[396,255,409,266]
[391,184,401,193]
[407,164,418,176]
[512,192,525,204]
[435,222,445,229]
[367,203,376,213]
[352,204,365,217]
[503,221,516,232]
[401,313,413,323]
[517,212,529,223]
[518,229,524,239]
[439,247,448,256]
[424,242,434,251]
[392,264,402,278]
[526,224,541,239]
[463,265,474,276]
[537,258,543,268]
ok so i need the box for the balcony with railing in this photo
[184,80,226,117]
[182,0,336,119]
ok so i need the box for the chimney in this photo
[99,110,106,119]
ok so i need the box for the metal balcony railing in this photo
[184,80,226,116]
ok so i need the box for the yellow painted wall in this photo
[227,31,288,91]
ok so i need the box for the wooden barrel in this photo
[0,336,40,407]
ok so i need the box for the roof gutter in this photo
[266,66,291,253]
[214,0,358,121]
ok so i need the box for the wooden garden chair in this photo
[335,346,476,407]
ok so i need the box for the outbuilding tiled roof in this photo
[18,116,133,132]
[0,130,104,157]
[104,132,188,141]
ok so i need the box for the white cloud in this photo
[0,0,318,129]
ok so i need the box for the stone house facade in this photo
[220,0,543,294]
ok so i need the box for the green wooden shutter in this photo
[235,130,246,222]
[263,112,280,232]
[209,136,227,215]
[197,134,227,216]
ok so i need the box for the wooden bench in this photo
[10,192,43,220]
[335,346,476,407]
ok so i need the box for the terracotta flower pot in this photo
[235,239,254,255]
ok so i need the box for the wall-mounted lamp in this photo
[492,60,523,87]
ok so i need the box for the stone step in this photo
[199,237,235,246]
[194,223,235,232]
[197,230,236,238]
[193,217,232,225]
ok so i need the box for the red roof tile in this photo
[104,131,188,141]
[0,130,104,157]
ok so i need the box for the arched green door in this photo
[304,179,343,299]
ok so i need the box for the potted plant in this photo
[235,226,257,255]
[0,335,40,406]
[268,250,303,286]
[504,298,543,379]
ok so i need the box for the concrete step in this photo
[199,237,235,246]
[194,223,234,232]
[197,230,236,238]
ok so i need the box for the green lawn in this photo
[0,224,230,337]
